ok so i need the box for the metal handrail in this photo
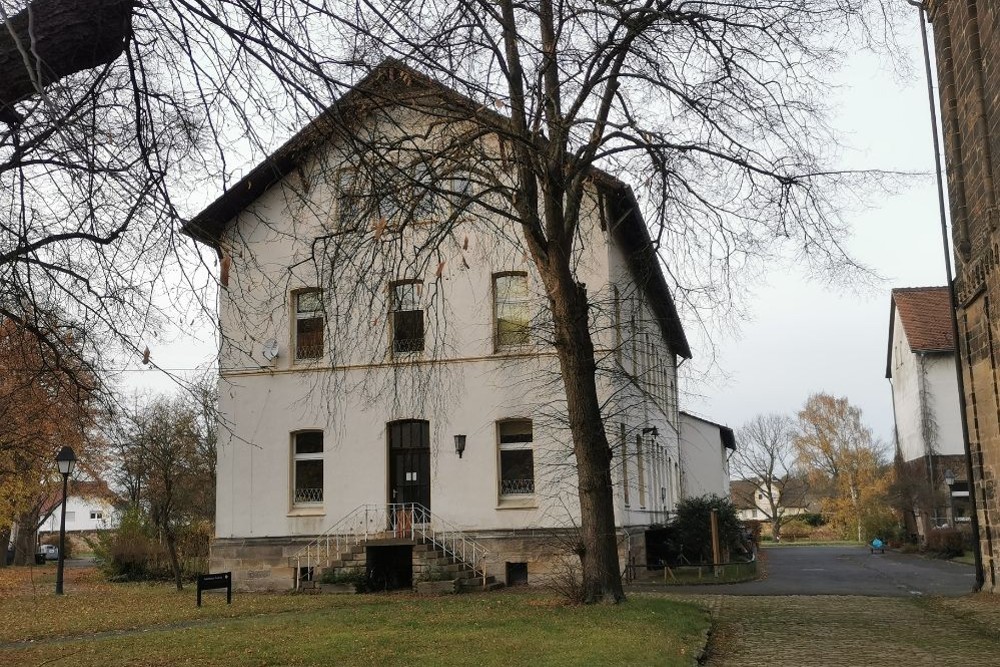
[291,503,490,589]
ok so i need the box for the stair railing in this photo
[290,503,490,589]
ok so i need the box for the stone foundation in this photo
[211,526,650,591]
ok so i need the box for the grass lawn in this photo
[951,553,977,566]
[0,566,709,666]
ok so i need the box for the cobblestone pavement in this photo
[698,594,1000,666]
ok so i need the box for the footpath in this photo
[668,593,1000,666]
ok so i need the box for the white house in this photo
[886,286,970,537]
[730,478,811,526]
[185,61,705,591]
[678,412,735,500]
[40,494,116,534]
[38,481,118,534]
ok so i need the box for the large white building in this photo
[186,61,711,591]
[886,286,969,537]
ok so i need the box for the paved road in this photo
[763,545,976,596]
[634,545,976,596]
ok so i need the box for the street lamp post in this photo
[54,446,77,595]
[944,468,956,527]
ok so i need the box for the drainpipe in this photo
[908,0,984,590]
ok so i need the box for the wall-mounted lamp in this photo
[454,434,467,459]
[944,469,956,487]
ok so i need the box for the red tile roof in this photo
[891,287,954,352]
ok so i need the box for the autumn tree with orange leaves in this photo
[794,393,895,542]
[0,317,101,565]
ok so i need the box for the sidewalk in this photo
[698,594,1000,666]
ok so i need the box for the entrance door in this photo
[388,420,431,512]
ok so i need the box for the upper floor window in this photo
[636,433,646,508]
[293,431,324,505]
[391,280,425,353]
[336,168,364,230]
[294,290,324,360]
[494,272,530,349]
[498,419,534,496]
[612,285,622,363]
[620,423,630,507]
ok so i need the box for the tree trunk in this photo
[0,0,133,123]
[772,515,782,542]
[546,271,624,604]
[165,530,182,591]
[13,510,39,565]
[0,526,11,567]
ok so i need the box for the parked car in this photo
[40,544,59,561]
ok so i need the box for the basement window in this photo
[506,562,528,586]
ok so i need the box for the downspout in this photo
[909,0,984,590]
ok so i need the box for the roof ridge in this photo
[891,285,948,293]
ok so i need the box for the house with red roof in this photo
[886,287,969,539]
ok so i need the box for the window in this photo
[494,273,530,349]
[636,433,646,508]
[294,290,324,360]
[64,511,75,523]
[506,562,528,586]
[612,285,622,363]
[90,510,103,520]
[620,423,630,507]
[391,280,425,353]
[336,168,364,229]
[293,431,324,505]
[498,420,534,496]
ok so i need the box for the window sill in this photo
[292,358,324,365]
[493,345,536,356]
[287,507,326,517]
[496,497,537,510]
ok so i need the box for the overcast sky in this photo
[126,12,942,449]
[685,13,945,446]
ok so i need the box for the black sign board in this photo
[197,571,232,607]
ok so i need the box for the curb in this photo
[692,596,722,666]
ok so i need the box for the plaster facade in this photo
[887,306,963,463]
[678,412,734,501]
[191,64,700,590]
[39,494,116,534]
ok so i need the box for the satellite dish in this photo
[262,339,279,361]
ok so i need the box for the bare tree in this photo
[733,413,806,541]
[3,0,903,602]
[113,391,215,589]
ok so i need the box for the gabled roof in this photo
[182,59,691,358]
[885,286,954,378]
[730,479,757,510]
[680,411,736,450]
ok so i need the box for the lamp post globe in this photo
[54,446,76,595]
